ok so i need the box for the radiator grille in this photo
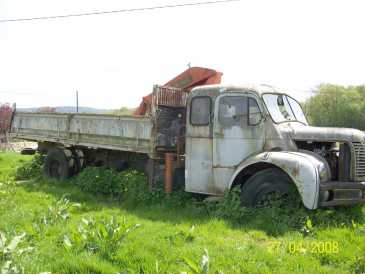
[353,142,365,179]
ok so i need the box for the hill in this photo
[18,106,113,114]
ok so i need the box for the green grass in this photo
[0,152,32,182]
[1,152,365,273]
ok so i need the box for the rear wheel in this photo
[43,148,72,181]
[240,168,297,207]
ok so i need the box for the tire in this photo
[43,148,71,181]
[240,168,296,207]
[20,148,36,155]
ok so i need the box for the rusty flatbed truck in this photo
[10,84,365,209]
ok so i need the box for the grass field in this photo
[1,152,365,273]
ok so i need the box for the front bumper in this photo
[319,181,365,207]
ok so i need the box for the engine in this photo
[295,141,346,181]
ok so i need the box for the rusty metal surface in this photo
[320,198,365,207]
[134,67,222,116]
[212,93,265,191]
[185,137,214,194]
[319,181,365,190]
[151,86,187,152]
[10,112,153,154]
[181,83,365,208]
[152,86,187,108]
[185,88,215,194]
[185,86,270,195]
[279,123,365,143]
[185,84,365,208]
[227,151,323,209]
[319,181,365,206]
[11,85,187,157]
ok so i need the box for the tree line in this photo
[304,84,365,130]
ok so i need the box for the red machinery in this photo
[134,67,222,115]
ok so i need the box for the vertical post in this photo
[76,90,79,113]
[165,153,174,194]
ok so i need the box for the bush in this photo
[119,169,151,201]
[72,167,152,200]
[72,167,125,197]
[72,166,364,233]
[72,167,198,207]
[14,154,44,180]
[120,170,197,207]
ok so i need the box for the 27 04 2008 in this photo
[268,241,339,254]
[287,241,339,254]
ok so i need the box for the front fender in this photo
[229,151,328,209]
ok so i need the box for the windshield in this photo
[262,94,308,124]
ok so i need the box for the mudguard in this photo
[229,151,329,209]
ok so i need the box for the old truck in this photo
[10,84,365,209]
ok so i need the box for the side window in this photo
[248,98,262,125]
[190,97,211,125]
[219,96,247,127]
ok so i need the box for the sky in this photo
[0,0,364,109]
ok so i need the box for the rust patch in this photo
[292,164,300,178]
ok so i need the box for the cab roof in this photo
[190,84,286,97]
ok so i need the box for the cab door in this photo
[185,96,214,194]
[213,93,265,191]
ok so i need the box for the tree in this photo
[304,84,365,130]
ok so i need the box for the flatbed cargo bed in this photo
[10,112,154,154]
[10,86,188,157]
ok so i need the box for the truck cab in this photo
[185,84,365,209]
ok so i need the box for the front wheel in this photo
[240,168,297,207]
